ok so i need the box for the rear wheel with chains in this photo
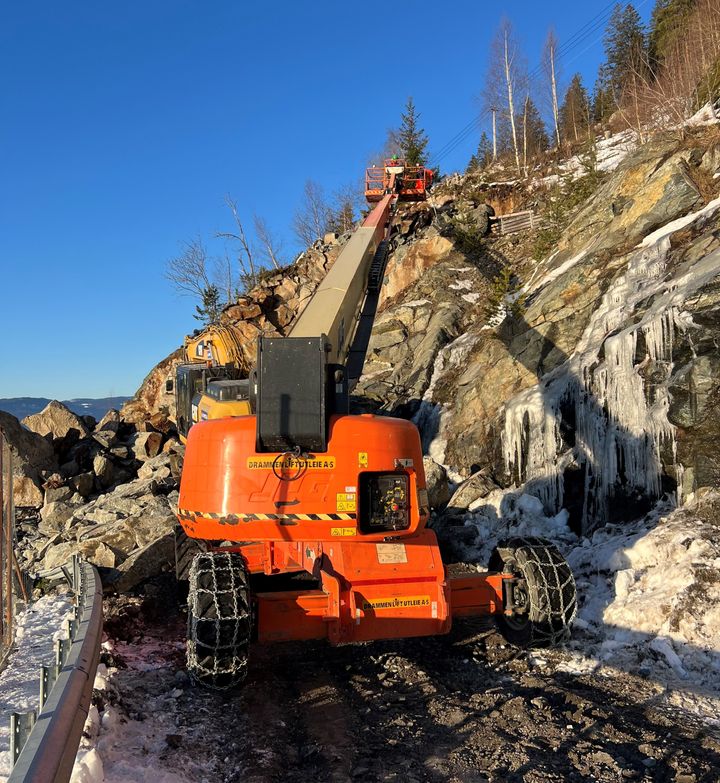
[186,551,252,689]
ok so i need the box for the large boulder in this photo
[22,400,90,443]
[102,534,175,593]
[39,501,76,536]
[423,457,450,509]
[0,411,57,507]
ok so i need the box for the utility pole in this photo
[490,107,498,161]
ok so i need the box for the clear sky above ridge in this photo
[0,0,652,399]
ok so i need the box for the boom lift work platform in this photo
[174,159,576,688]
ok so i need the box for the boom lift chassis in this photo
[176,159,577,689]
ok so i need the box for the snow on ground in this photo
[683,101,720,128]
[72,638,199,783]
[0,591,73,781]
[561,129,638,179]
[455,488,720,725]
[448,279,473,291]
[534,129,639,192]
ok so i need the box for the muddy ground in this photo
[94,589,720,783]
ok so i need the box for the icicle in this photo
[501,232,693,531]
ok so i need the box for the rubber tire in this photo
[489,536,577,649]
[187,551,252,689]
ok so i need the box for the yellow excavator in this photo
[172,325,252,441]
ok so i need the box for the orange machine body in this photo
[175,412,509,645]
[177,413,429,543]
[365,158,434,203]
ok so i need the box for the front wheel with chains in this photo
[489,536,577,648]
[186,551,252,689]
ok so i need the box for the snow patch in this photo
[449,279,473,291]
[0,592,73,780]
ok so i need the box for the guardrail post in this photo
[8,559,103,783]
[39,663,57,709]
[10,711,36,764]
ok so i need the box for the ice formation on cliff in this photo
[503,199,720,530]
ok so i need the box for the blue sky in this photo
[0,1,652,399]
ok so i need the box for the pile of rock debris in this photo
[1,400,182,592]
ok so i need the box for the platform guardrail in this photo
[7,555,103,783]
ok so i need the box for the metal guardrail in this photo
[8,555,103,783]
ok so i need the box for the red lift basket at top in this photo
[365,158,434,203]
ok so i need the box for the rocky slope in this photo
[3,118,720,720]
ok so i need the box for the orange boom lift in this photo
[175,159,576,688]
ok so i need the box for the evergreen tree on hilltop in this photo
[467,132,494,172]
[194,284,222,325]
[398,97,429,166]
[560,74,591,142]
[592,66,614,123]
[524,99,549,157]
[603,3,648,95]
[648,0,696,69]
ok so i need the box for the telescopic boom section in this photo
[288,194,395,364]
[254,194,395,453]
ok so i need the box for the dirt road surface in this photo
[92,592,719,783]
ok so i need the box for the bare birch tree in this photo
[293,180,330,247]
[542,29,562,148]
[253,215,283,270]
[165,237,213,300]
[484,19,526,176]
[217,195,258,291]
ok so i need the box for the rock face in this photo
[24,125,720,596]
[0,410,57,506]
[421,133,720,533]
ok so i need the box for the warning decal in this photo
[246,456,336,470]
[362,595,430,611]
[331,527,356,537]
[358,452,368,468]
[336,492,356,512]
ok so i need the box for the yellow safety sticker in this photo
[331,527,356,537]
[362,595,431,611]
[358,452,368,468]
[336,492,356,512]
[246,456,336,470]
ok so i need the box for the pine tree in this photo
[397,97,429,166]
[603,3,648,96]
[560,74,591,142]
[328,198,356,234]
[466,132,496,172]
[194,284,222,325]
[523,99,549,157]
[592,67,614,123]
[648,0,696,69]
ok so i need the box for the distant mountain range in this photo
[0,397,131,422]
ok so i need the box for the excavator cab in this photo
[365,158,434,203]
[174,364,250,441]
